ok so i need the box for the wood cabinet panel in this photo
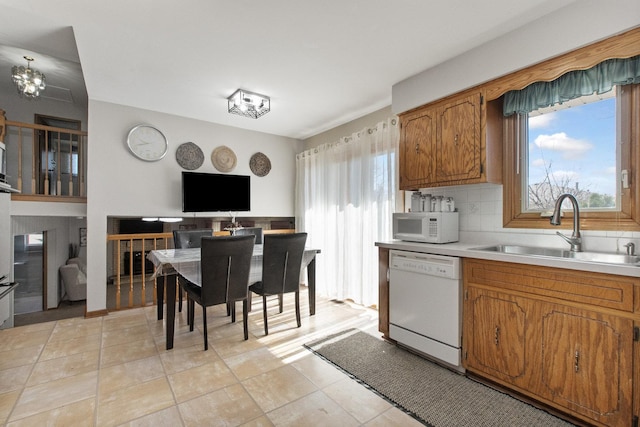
[378,247,390,337]
[399,109,435,187]
[465,259,634,312]
[399,92,499,189]
[435,95,480,182]
[463,259,638,427]
[540,305,633,426]
[465,287,528,381]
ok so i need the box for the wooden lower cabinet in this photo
[463,259,637,427]
[540,304,634,422]
[378,247,390,338]
[465,288,530,383]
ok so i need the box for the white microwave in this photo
[393,212,459,243]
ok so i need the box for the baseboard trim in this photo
[85,309,109,318]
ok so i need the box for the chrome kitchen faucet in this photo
[550,193,582,252]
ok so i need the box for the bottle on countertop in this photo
[432,196,443,212]
[411,191,422,212]
[421,194,432,212]
[443,197,455,212]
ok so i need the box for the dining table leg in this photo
[157,276,164,320]
[166,274,176,350]
[307,256,316,316]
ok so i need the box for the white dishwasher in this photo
[388,249,463,371]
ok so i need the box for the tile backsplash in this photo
[405,183,640,254]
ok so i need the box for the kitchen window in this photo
[524,90,618,213]
[503,79,640,230]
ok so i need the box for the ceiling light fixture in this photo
[11,56,46,99]
[227,89,270,119]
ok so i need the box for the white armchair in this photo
[59,263,87,302]
[66,257,87,275]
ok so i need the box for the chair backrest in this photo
[200,235,256,305]
[173,229,213,249]
[260,233,307,295]
[233,227,263,244]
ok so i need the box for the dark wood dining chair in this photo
[233,227,263,244]
[249,232,307,335]
[173,229,213,316]
[181,234,255,350]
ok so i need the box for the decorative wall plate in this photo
[250,152,271,177]
[211,145,237,172]
[175,142,204,170]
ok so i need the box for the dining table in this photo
[147,245,320,350]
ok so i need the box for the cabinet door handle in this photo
[574,350,580,372]
[454,134,459,145]
[494,326,500,346]
[415,143,419,154]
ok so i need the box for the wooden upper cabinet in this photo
[399,107,435,187]
[435,94,481,182]
[399,91,502,190]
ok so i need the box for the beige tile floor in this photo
[0,288,424,426]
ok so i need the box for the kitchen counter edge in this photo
[375,240,640,278]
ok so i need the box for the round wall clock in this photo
[126,124,168,161]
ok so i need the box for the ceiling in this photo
[0,0,577,140]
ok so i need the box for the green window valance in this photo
[503,55,640,116]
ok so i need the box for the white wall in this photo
[392,0,640,114]
[302,106,393,150]
[85,100,302,313]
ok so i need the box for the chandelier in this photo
[11,56,46,99]
[227,89,270,119]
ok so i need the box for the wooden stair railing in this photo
[106,232,173,310]
[0,109,88,201]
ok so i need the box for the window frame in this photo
[482,28,640,232]
[502,83,639,231]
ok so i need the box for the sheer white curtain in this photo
[295,117,399,307]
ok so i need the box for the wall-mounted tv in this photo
[119,218,164,234]
[182,172,251,212]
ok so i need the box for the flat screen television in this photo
[119,218,164,234]
[182,172,251,212]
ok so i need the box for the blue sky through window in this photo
[527,96,616,205]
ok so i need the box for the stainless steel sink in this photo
[471,244,640,266]
[568,251,640,264]
[474,244,571,258]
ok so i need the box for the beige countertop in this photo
[376,240,640,278]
